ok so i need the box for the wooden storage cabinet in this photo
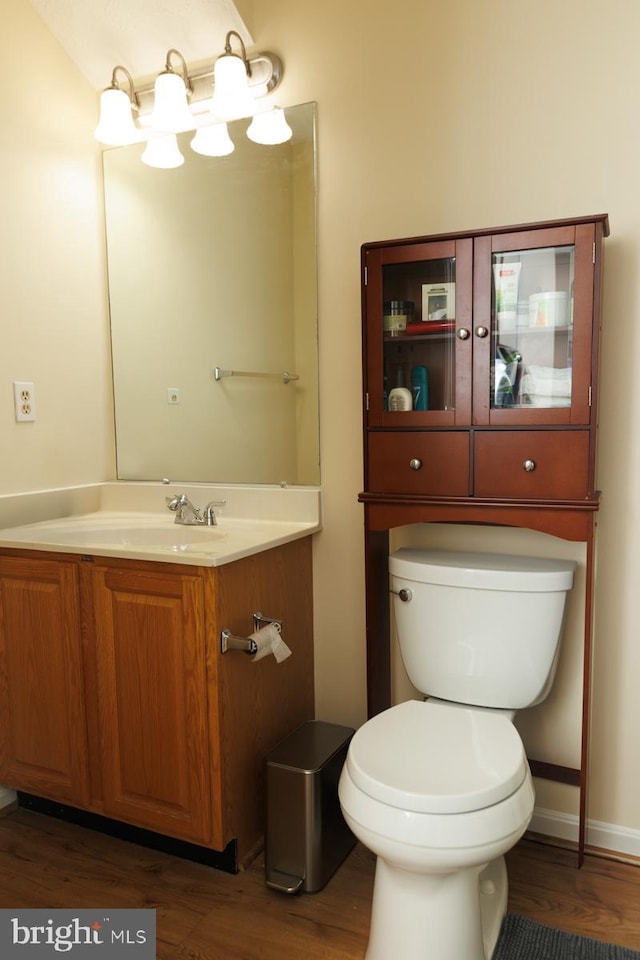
[362,215,607,482]
[0,539,314,866]
[360,214,608,865]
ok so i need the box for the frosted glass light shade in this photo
[190,123,235,157]
[150,71,194,132]
[94,87,139,145]
[247,108,292,145]
[141,134,184,169]
[211,54,255,120]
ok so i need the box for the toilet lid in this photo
[347,700,528,814]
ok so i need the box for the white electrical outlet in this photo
[13,381,36,422]
[167,387,181,404]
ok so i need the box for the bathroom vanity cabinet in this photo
[0,539,314,868]
[360,214,609,863]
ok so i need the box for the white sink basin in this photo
[30,524,223,548]
[0,510,318,567]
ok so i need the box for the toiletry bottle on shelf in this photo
[388,365,412,411]
[411,365,429,411]
[388,386,412,411]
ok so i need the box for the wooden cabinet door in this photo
[90,565,212,844]
[363,238,473,428]
[0,556,90,806]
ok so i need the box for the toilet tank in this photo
[389,549,575,710]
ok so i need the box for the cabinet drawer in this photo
[367,431,470,496]
[474,430,591,500]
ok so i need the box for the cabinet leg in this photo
[365,524,391,717]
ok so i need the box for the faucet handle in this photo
[203,500,226,526]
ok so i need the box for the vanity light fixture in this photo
[211,30,258,121]
[247,107,293,145]
[190,122,235,157]
[149,49,194,133]
[141,134,185,169]
[95,33,291,166]
[94,66,140,145]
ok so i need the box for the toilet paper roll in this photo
[249,623,292,664]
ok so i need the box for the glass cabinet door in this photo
[492,244,574,410]
[364,239,472,426]
[473,223,594,426]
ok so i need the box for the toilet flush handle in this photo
[390,587,412,602]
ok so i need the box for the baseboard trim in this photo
[530,805,640,860]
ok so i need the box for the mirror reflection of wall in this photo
[104,102,319,486]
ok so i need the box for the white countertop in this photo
[0,482,321,567]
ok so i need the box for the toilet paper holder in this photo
[221,611,283,655]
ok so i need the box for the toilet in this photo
[339,548,575,960]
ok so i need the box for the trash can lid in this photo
[267,721,355,774]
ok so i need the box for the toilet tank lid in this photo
[389,548,575,591]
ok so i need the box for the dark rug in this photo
[494,914,640,960]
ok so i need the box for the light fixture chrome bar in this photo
[214,366,299,385]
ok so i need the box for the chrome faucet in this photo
[165,493,225,526]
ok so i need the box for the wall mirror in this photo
[103,101,319,486]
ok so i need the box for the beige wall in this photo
[3,0,639,841]
[249,0,640,836]
[0,0,114,492]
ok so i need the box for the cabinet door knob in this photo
[475,325,489,338]
[457,327,470,340]
[409,458,422,471]
[522,459,536,472]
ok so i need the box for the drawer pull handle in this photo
[457,327,470,340]
[475,325,489,338]
[522,459,536,472]
[409,458,422,471]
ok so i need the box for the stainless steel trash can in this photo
[265,720,356,894]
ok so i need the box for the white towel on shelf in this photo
[521,395,571,408]
[520,365,572,400]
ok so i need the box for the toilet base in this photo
[365,855,507,960]
[480,857,508,958]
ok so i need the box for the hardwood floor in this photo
[0,807,639,958]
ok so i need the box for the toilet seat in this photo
[347,699,528,814]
